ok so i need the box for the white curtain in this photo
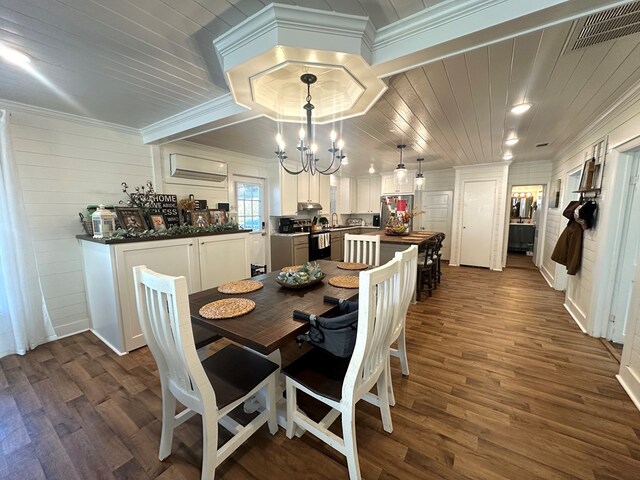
[0,110,56,357]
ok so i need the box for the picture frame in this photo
[191,210,211,228]
[115,207,147,233]
[549,179,561,208]
[209,209,229,225]
[579,158,597,190]
[149,213,168,232]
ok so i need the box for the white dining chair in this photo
[283,258,401,479]
[133,265,279,480]
[343,233,380,266]
[387,245,418,406]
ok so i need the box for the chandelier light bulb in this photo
[505,137,519,146]
[298,128,305,140]
[311,144,318,154]
[337,139,344,150]
[330,130,337,142]
[511,103,532,114]
[0,44,31,66]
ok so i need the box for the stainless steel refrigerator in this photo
[380,194,414,232]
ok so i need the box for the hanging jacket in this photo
[551,219,583,275]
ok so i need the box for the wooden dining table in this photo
[189,260,360,357]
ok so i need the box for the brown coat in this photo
[551,220,583,275]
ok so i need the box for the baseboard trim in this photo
[90,329,127,356]
[617,371,640,413]
[55,328,89,341]
[564,299,587,334]
[54,319,91,339]
[541,265,555,288]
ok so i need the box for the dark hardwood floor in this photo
[1,263,639,479]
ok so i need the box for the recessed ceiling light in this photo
[505,137,519,146]
[503,153,513,160]
[0,44,31,66]
[510,103,531,114]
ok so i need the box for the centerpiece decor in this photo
[276,262,325,288]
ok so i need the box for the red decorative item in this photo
[397,199,407,211]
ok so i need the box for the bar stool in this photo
[417,240,437,300]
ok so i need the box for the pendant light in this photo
[414,157,425,190]
[393,144,408,185]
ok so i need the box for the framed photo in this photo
[191,210,211,228]
[149,213,168,232]
[579,158,597,190]
[115,207,147,233]
[549,179,561,208]
[209,209,229,225]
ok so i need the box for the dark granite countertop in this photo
[76,229,251,245]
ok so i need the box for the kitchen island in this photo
[378,230,443,263]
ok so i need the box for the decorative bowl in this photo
[275,273,326,289]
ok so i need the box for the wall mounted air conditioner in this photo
[169,154,228,183]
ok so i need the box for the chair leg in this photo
[377,373,393,434]
[201,412,218,480]
[386,355,395,407]
[397,328,410,376]
[158,384,176,460]
[266,375,278,435]
[341,406,362,480]
[285,379,297,439]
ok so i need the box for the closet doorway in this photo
[506,185,544,270]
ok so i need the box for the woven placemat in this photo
[329,275,360,289]
[336,262,368,271]
[199,298,255,319]
[217,279,263,294]
[282,265,302,273]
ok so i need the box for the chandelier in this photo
[274,74,345,176]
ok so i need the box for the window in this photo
[236,182,262,231]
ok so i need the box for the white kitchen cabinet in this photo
[198,234,251,290]
[270,164,298,216]
[80,232,250,355]
[297,172,330,212]
[339,177,357,214]
[298,171,311,203]
[356,176,381,213]
[382,173,415,194]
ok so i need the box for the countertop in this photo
[271,226,381,237]
[379,231,443,245]
[76,229,251,244]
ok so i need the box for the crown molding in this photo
[0,99,139,135]
[214,3,375,71]
[555,79,640,159]
[141,93,250,144]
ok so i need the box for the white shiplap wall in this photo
[450,163,510,271]
[542,89,640,333]
[5,106,273,340]
[6,106,153,337]
[422,168,455,192]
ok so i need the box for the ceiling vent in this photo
[535,142,549,148]
[562,2,640,53]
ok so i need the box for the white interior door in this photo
[235,177,266,266]
[608,157,640,343]
[418,190,453,260]
[460,180,495,268]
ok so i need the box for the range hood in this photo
[297,202,323,211]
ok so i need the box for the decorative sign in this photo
[155,194,180,227]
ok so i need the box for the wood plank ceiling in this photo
[0,0,441,128]
[190,20,640,173]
